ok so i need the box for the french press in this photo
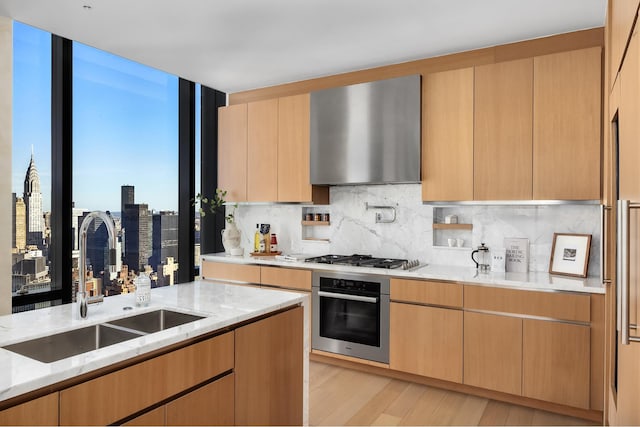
[471,243,490,272]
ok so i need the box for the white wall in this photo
[0,16,11,315]
[231,184,601,277]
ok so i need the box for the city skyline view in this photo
[11,21,190,213]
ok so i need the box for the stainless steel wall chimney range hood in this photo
[310,74,421,185]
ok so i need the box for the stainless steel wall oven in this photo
[312,270,389,364]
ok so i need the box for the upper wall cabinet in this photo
[619,28,640,201]
[218,95,329,204]
[218,103,248,202]
[422,67,474,202]
[422,46,602,202]
[533,47,601,200]
[247,99,279,202]
[474,58,533,200]
[278,94,328,203]
[610,0,640,86]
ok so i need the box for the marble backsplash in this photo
[230,184,601,277]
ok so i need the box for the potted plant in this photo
[194,189,241,255]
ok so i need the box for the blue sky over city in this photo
[12,22,199,213]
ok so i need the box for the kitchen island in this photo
[0,281,309,426]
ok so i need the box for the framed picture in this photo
[549,233,592,278]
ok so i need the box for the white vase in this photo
[221,222,241,254]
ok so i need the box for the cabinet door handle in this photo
[618,200,640,345]
[601,204,613,285]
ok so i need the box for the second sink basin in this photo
[105,309,205,334]
[2,324,144,363]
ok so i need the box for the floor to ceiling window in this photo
[10,21,222,312]
[72,42,179,297]
[11,22,57,313]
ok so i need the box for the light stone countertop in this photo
[0,280,307,403]
[202,252,605,294]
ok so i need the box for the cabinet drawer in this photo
[0,392,59,426]
[464,285,591,322]
[260,266,311,291]
[391,278,462,308]
[201,261,260,284]
[165,374,234,426]
[60,332,234,426]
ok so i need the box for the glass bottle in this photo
[135,271,151,307]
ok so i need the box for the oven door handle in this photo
[317,291,378,304]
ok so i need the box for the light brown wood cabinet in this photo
[235,306,303,426]
[59,332,235,426]
[218,104,248,202]
[201,261,312,292]
[533,47,602,200]
[619,28,640,201]
[247,99,279,202]
[218,94,328,204]
[422,67,474,201]
[474,58,533,200]
[464,311,522,395]
[0,392,59,426]
[165,374,235,426]
[522,319,590,409]
[260,265,312,291]
[423,47,601,202]
[201,260,261,284]
[389,302,463,383]
[278,94,328,203]
[610,0,640,81]
[390,278,462,307]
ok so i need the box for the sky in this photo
[12,22,200,213]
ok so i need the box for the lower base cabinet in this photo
[390,302,463,383]
[523,318,590,409]
[464,312,522,395]
[235,306,303,426]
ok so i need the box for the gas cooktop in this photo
[304,254,419,270]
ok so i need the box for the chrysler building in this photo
[23,152,44,247]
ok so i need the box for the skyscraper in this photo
[121,185,134,216]
[23,153,44,247]
[122,203,151,272]
[13,195,26,252]
[149,211,179,274]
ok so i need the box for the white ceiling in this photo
[0,0,606,94]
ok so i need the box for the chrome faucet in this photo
[78,211,117,318]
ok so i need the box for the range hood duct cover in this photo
[310,74,421,185]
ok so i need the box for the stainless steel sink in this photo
[2,323,144,363]
[105,309,205,333]
[2,309,206,363]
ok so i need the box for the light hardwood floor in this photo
[309,361,596,426]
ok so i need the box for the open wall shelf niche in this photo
[301,207,331,243]
[432,207,473,249]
